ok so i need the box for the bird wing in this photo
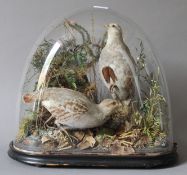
[102,66,118,84]
[42,99,88,122]
[124,44,135,63]
[124,74,135,98]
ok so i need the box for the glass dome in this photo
[8,7,177,168]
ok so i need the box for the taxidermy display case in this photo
[8,6,177,168]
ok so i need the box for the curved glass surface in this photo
[14,7,173,156]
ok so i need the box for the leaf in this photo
[41,135,51,144]
[77,135,96,150]
[111,140,135,155]
[73,131,85,141]
[134,135,150,148]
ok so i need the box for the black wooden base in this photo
[8,141,178,168]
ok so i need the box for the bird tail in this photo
[23,92,38,103]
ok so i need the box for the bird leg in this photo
[60,127,74,146]
[44,115,56,130]
[109,84,124,105]
[55,122,74,146]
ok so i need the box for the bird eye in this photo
[112,101,117,105]
[112,24,115,27]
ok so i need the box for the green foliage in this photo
[31,40,53,71]
[16,114,36,142]
[64,70,77,90]
[132,77,166,144]
[30,20,106,97]
[136,41,146,71]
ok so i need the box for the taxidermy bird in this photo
[23,87,119,130]
[99,23,137,102]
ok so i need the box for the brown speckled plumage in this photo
[23,87,120,129]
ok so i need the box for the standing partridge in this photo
[99,23,136,102]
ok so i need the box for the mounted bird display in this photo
[23,87,120,130]
[99,23,137,103]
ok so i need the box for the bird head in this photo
[98,99,120,116]
[104,23,124,45]
[105,23,122,37]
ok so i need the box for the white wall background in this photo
[0,0,187,174]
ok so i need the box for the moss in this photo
[16,116,36,142]
[30,20,106,102]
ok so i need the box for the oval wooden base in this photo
[8,141,178,168]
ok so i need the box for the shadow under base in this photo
[8,141,177,168]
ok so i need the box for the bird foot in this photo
[55,123,75,147]
[44,115,55,129]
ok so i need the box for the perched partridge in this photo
[99,23,136,102]
[23,87,119,129]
